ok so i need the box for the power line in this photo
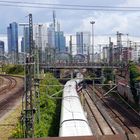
[0,2,140,11]
[1,0,140,9]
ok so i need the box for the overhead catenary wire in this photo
[1,0,140,9]
[0,1,140,11]
[116,91,140,117]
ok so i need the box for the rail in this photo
[88,85,140,134]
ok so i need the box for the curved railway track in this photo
[87,85,140,134]
[0,75,23,118]
[0,75,17,94]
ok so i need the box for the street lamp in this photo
[90,21,95,64]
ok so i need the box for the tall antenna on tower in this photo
[53,10,56,31]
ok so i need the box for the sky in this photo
[1,0,140,51]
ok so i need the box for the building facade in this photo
[0,41,4,55]
[0,41,4,61]
[33,24,48,63]
[7,22,18,64]
[33,22,66,63]
[47,23,55,49]
[122,47,132,63]
[76,32,90,55]
[21,27,29,53]
[55,31,66,52]
[102,46,110,63]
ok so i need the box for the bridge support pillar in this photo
[70,70,74,79]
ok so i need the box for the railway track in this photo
[0,77,4,85]
[0,75,23,118]
[83,89,119,135]
[0,75,17,95]
[87,85,140,134]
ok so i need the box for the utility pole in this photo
[34,45,40,123]
[99,44,102,63]
[38,24,43,64]
[116,31,123,64]
[90,21,95,64]
[69,35,72,64]
[69,35,73,78]
[24,14,34,138]
[87,44,90,64]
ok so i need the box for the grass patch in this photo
[0,102,22,140]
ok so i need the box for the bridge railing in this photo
[41,62,122,68]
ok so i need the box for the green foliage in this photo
[103,68,114,82]
[130,64,140,82]
[135,76,140,81]
[104,69,113,80]
[12,122,23,138]
[129,64,140,104]
[35,73,62,137]
[11,72,62,138]
[3,64,24,75]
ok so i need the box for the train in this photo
[59,73,92,137]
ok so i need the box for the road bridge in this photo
[41,63,121,69]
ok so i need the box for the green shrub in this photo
[129,64,140,104]
[3,65,24,75]
[11,72,62,138]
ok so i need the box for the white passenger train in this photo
[59,73,92,137]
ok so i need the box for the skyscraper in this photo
[33,23,48,63]
[47,23,55,48]
[21,27,29,53]
[33,21,66,63]
[21,37,24,52]
[55,31,66,52]
[7,22,18,63]
[0,41,4,61]
[76,32,90,55]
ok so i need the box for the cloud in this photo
[1,0,140,49]
[13,0,59,13]
[74,11,140,37]
[123,0,140,6]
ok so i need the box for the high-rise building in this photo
[0,41,4,61]
[34,24,50,49]
[47,23,55,48]
[122,47,132,63]
[76,32,90,55]
[7,22,18,63]
[131,44,140,63]
[33,23,49,63]
[113,46,121,63]
[21,27,29,53]
[21,37,24,52]
[33,22,66,63]
[55,31,66,52]
[102,46,110,63]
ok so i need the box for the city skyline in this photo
[0,0,140,35]
[1,0,140,52]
